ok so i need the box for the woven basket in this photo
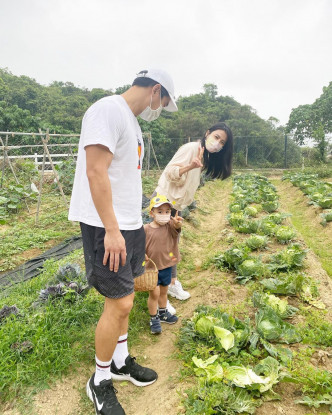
[134,259,158,292]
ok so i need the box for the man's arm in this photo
[86,144,126,272]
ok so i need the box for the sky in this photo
[0,0,331,125]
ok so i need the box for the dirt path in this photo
[3,178,332,415]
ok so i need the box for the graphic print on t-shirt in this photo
[137,138,142,169]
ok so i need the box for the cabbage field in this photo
[0,171,332,415]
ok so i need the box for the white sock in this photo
[94,355,112,386]
[112,333,129,369]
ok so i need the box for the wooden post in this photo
[149,133,161,171]
[245,143,248,166]
[0,134,31,213]
[35,145,47,224]
[0,136,6,188]
[39,129,68,208]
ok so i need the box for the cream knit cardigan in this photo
[155,141,202,211]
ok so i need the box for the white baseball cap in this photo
[136,69,178,112]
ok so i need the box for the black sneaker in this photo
[111,355,158,387]
[86,373,125,415]
[159,309,178,324]
[150,316,162,334]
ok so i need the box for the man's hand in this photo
[172,210,183,229]
[103,229,127,272]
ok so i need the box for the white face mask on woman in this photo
[154,213,171,225]
[205,136,224,153]
[139,92,163,122]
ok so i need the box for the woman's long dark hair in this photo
[201,122,233,180]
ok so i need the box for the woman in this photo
[154,122,234,307]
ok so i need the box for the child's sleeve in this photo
[169,221,181,238]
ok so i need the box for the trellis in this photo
[0,130,159,223]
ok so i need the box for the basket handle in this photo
[145,258,158,272]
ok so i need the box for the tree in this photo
[203,83,218,99]
[286,82,332,161]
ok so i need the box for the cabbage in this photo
[244,206,258,217]
[316,197,332,209]
[235,258,267,284]
[229,203,242,213]
[195,316,216,337]
[275,226,296,244]
[252,291,298,319]
[320,210,332,226]
[234,218,259,234]
[269,243,307,271]
[258,217,277,235]
[214,326,235,351]
[192,355,224,383]
[225,365,270,389]
[246,234,268,250]
[228,212,245,227]
[267,212,290,224]
[256,308,302,344]
[220,247,250,269]
[262,200,279,213]
[253,356,283,392]
[225,357,283,393]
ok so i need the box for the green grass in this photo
[0,250,151,408]
[0,172,159,273]
[273,179,332,277]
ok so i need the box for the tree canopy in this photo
[286,82,332,161]
[0,68,303,167]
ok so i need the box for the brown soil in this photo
[2,179,332,415]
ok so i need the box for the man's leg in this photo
[95,293,134,361]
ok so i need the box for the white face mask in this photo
[155,213,171,225]
[139,92,163,122]
[205,136,224,153]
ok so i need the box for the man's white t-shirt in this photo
[68,95,144,230]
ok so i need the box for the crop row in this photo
[282,172,332,226]
[178,174,331,414]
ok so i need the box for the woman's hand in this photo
[189,146,204,170]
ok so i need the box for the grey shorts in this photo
[80,222,146,299]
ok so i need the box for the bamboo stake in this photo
[39,129,68,208]
[35,146,47,224]
[0,135,31,213]
[148,133,161,171]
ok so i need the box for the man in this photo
[68,69,177,415]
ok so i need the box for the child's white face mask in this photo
[155,213,171,225]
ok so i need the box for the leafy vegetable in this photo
[252,291,298,319]
[320,210,332,226]
[245,234,268,251]
[268,243,307,271]
[267,212,290,224]
[184,382,259,414]
[192,355,224,383]
[225,365,270,390]
[195,316,216,338]
[244,206,258,217]
[275,226,297,244]
[258,217,277,235]
[255,308,302,344]
[295,394,332,409]
[214,326,235,351]
[261,200,279,213]
[214,246,250,270]
[235,258,268,284]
